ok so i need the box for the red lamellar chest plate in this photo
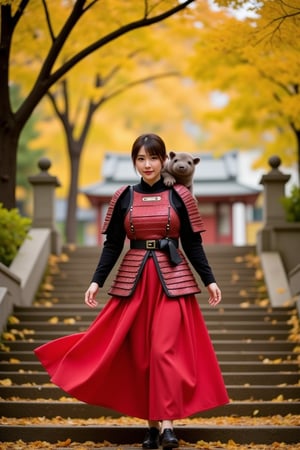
[124,190,180,240]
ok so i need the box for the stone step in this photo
[0,423,298,445]
[1,385,298,401]
[6,322,293,339]
[1,400,299,418]
[2,244,299,447]
[44,285,260,295]
[16,304,294,314]
[42,292,261,302]
[1,361,298,373]
[6,320,293,332]
[2,350,297,363]
[2,340,296,352]
[3,329,293,341]
[9,310,295,321]
[2,371,299,385]
[48,274,259,283]
[14,304,295,312]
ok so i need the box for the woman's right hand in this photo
[84,282,99,308]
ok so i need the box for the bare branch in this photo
[41,0,55,42]
[47,82,75,139]
[93,70,179,107]
[46,89,64,121]
[61,79,71,122]
[255,0,300,44]
[257,65,298,98]
[41,1,193,86]
[10,0,30,28]
[82,0,100,14]
[16,0,194,123]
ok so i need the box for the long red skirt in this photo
[34,258,229,420]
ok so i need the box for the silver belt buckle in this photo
[146,240,156,249]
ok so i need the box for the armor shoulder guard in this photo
[173,184,205,233]
[101,185,130,234]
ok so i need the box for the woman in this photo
[35,133,229,449]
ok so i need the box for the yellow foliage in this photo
[189,0,300,167]
[9,0,220,201]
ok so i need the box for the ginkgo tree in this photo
[0,0,196,210]
[38,22,197,243]
[10,0,205,243]
[189,0,300,181]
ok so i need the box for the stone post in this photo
[257,156,300,303]
[259,155,291,226]
[28,158,62,254]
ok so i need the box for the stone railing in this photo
[0,158,62,332]
[1,155,299,330]
[256,156,300,309]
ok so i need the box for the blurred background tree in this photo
[9,0,216,242]
[188,0,300,180]
[1,0,299,243]
[0,0,195,212]
[10,85,45,214]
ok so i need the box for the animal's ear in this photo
[193,157,200,165]
[169,151,176,159]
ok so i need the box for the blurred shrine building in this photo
[82,151,262,246]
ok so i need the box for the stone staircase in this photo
[0,245,299,446]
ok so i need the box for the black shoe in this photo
[142,427,160,449]
[160,428,179,449]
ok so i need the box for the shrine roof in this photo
[81,151,261,199]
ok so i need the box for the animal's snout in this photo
[177,164,188,171]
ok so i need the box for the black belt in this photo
[130,238,182,266]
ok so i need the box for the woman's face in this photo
[135,146,164,186]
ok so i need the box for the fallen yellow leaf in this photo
[7,316,20,324]
[1,332,16,341]
[48,317,59,324]
[0,378,12,386]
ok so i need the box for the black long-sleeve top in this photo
[91,178,216,288]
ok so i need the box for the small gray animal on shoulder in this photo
[161,151,200,193]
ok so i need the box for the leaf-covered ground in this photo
[1,415,300,449]
[1,253,299,450]
[1,415,300,426]
[1,440,300,449]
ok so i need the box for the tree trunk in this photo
[296,129,300,185]
[65,147,81,243]
[0,127,20,209]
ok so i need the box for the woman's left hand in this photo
[207,282,222,307]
